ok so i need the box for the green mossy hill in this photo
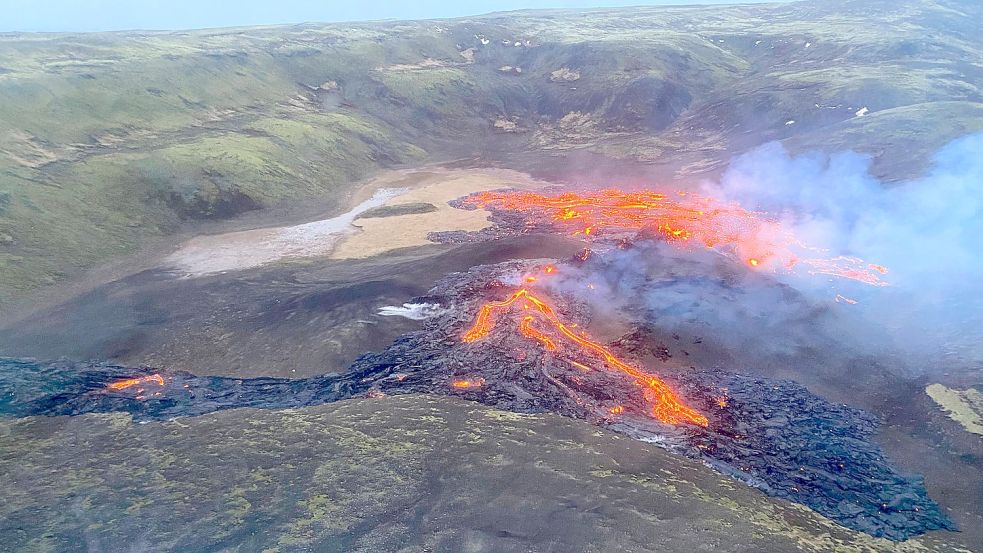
[0,395,970,552]
[0,0,980,305]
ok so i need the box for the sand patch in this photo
[164,187,404,276]
[163,168,546,276]
[925,384,983,435]
[330,168,546,259]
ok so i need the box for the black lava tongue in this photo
[0,258,957,541]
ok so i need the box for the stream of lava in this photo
[105,373,166,401]
[465,189,888,286]
[462,287,709,427]
[106,374,164,391]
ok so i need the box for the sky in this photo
[1,0,785,33]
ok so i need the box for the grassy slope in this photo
[0,30,435,303]
[0,0,980,306]
[0,395,969,552]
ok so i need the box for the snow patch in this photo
[377,303,446,320]
[855,107,869,117]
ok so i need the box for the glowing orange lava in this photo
[463,288,708,427]
[465,189,888,286]
[106,374,165,392]
[451,377,486,389]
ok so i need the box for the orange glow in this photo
[451,377,486,389]
[569,360,592,371]
[464,189,888,286]
[106,374,165,392]
[609,405,625,414]
[463,288,708,427]
[519,315,557,351]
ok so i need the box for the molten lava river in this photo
[457,188,888,287]
[462,285,708,427]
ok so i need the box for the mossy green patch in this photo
[1,0,980,310]
[0,395,973,552]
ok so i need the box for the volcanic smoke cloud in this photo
[456,133,982,376]
[701,133,983,373]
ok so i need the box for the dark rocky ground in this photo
[1,200,979,550]
[0,395,973,553]
[0,237,583,378]
[0,257,958,541]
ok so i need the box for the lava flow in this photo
[462,287,709,427]
[106,373,165,391]
[465,189,888,286]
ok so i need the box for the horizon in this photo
[2,0,789,33]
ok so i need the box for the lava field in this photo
[0,187,961,541]
[0,255,954,540]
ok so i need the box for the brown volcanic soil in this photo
[0,395,970,553]
[0,235,579,379]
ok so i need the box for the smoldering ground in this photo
[703,133,983,375]
[538,134,983,383]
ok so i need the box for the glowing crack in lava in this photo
[462,287,709,427]
[105,373,166,401]
[465,189,888,286]
[451,377,486,389]
[106,374,165,391]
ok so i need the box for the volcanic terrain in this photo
[1,1,981,552]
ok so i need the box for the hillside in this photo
[0,394,971,552]
[0,0,981,307]
[1,2,982,551]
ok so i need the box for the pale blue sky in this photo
[2,0,786,32]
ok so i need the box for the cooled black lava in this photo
[0,258,953,540]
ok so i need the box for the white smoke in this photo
[701,133,983,371]
[549,133,983,377]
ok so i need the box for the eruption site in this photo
[3,164,971,541]
[462,284,708,427]
[0,254,954,540]
[455,188,889,287]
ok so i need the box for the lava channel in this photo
[462,287,708,427]
[463,189,888,286]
